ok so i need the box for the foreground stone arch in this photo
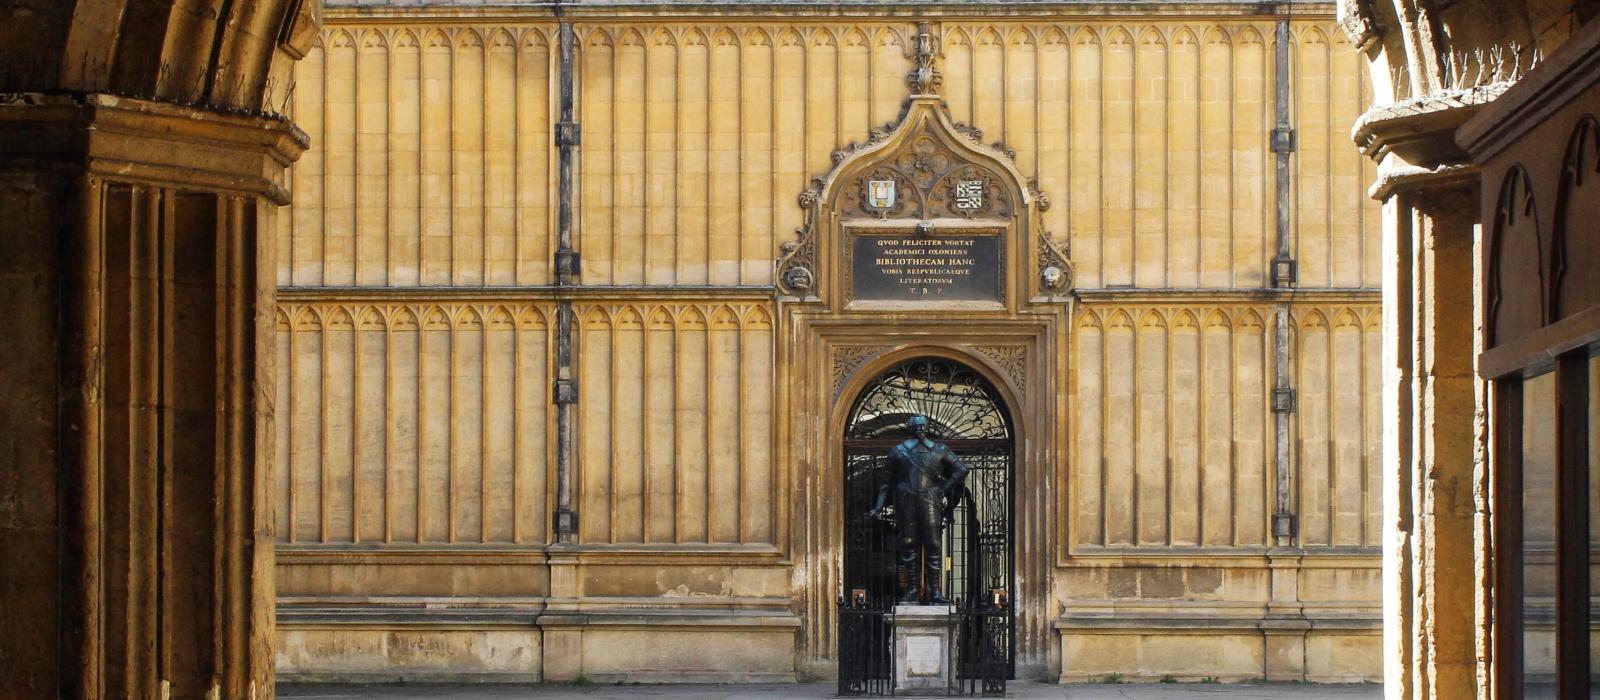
[1340,1,1600,697]
[0,2,319,697]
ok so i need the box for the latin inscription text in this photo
[850,233,1001,302]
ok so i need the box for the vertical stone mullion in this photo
[130,185,162,696]
[1382,192,1417,698]
[56,173,106,699]
[156,188,176,692]
[227,195,254,698]
[93,181,135,697]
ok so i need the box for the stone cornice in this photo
[1073,288,1381,305]
[277,540,786,566]
[1367,159,1477,201]
[324,1,1335,21]
[0,92,310,204]
[1350,85,1506,167]
[277,284,777,302]
[275,595,800,628]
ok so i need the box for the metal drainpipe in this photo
[552,15,580,543]
[1270,11,1299,546]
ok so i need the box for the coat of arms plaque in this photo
[953,179,984,211]
[867,179,897,209]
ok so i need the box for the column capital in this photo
[0,92,309,204]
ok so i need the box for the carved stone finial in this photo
[907,22,942,96]
[1028,178,1052,212]
[1336,0,1379,51]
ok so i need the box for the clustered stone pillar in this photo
[1335,0,1600,694]
[0,94,306,699]
[1375,175,1484,700]
[1356,108,1486,700]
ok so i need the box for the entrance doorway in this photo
[839,356,1014,695]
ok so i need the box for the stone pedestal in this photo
[893,604,958,695]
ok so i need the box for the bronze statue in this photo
[869,415,969,605]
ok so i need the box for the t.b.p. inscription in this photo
[849,230,1002,303]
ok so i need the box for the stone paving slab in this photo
[279,681,1381,699]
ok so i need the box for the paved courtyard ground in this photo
[279,681,1381,699]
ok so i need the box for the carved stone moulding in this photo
[775,100,1054,299]
[0,92,309,203]
[970,344,1027,391]
[1037,230,1073,296]
[832,345,890,398]
[774,22,1069,303]
[777,176,825,297]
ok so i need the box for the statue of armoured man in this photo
[869,415,969,605]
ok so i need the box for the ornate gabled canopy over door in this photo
[775,24,1072,312]
[777,22,1071,688]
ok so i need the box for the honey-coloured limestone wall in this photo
[274,2,1383,684]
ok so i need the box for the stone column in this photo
[1380,177,1483,700]
[0,93,306,699]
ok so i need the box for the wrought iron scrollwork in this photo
[846,358,1010,441]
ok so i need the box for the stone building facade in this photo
[10,1,1600,698]
[269,0,1388,684]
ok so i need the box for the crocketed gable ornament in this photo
[774,22,1073,301]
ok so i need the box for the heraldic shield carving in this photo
[774,22,1072,306]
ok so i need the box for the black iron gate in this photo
[839,357,1013,696]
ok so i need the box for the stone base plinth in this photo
[1055,613,1382,683]
[893,604,957,695]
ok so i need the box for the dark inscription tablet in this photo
[850,234,1002,302]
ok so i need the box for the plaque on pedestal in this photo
[893,604,958,695]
